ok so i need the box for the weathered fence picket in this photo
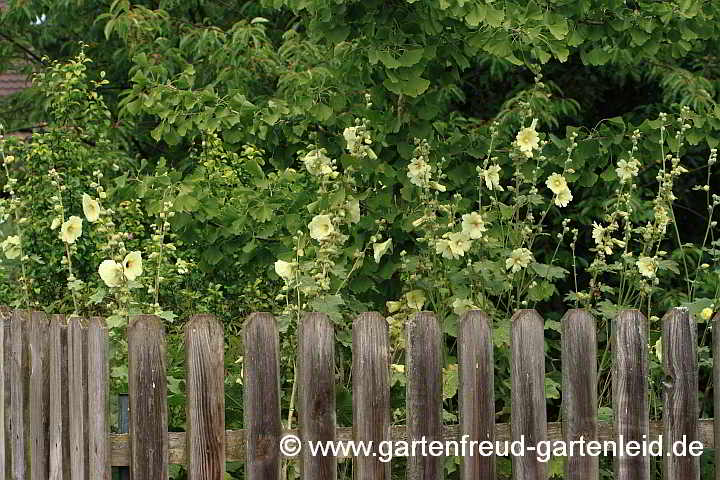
[613,309,650,480]
[511,309,548,480]
[185,314,225,480]
[458,310,494,480]
[0,305,717,479]
[406,312,444,480]
[244,312,281,480]
[561,309,598,480]
[352,312,391,480]
[29,311,49,480]
[128,315,168,480]
[48,314,70,480]
[298,313,336,480]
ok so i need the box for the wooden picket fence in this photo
[0,306,715,479]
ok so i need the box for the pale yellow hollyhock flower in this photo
[82,194,101,222]
[554,187,573,207]
[435,238,457,259]
[701,307,714,321]
[506,248,533,273]
[515,119,539,157]
[50,217,61,230]
[545,173,568,195]
[591,222,604,245]
[482,164,503,191]
[373,238,392,263]
[274,260,296,280]
[636,256,658,278]
[405,289,426,310]
[60,216,83,243]
[122,251,143,281]
[448,232,471,257]
[98,260,124,287]
[616,159,639,183]
[308,215,334,241]
[1,235,21,259]
[461,211,487,239]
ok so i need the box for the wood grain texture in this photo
[0,306,10,480]
[29,311,50,480]
[10,310,29,480]
[612,310,649,480]
[352,312,391,480]
[457,310,494,480]
[662,308,698,479]
[511,309,548,480]
[68,317,88,480]
[48,315,70,480]
[185,314,225,480]
[297,313,336,480]
[714,313,720,480]
[406,311,443,480]
[128,315,168,480]
[561,309,598,480]
[87,317,109,480]
[243,313,281,480]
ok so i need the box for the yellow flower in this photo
[50,217,61,230]
[98,260,124,287]
[122,251,143,281]
[373,238,393,263]
[636,256,658,278]
[390,364,405,374]
[1,235,21,259]
[616,159,639,183]
[461,211,487,239]
[546,173,568,195]
[448,232,471,257]
[82,194,101,222]
[506,248,533,273]
[701,308,714,321]
[554,187,573,207]
[482,164,503,191]
[591,222,604,245]
[435,238,457,259]
[515,119,540,157]
[274,260,296,280]
[308,214,334,241]
[302,149,333,176]
[60,216,83,243]
[405,289,426,310]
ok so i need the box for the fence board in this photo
[512,309,547,480]
[87,317,109,480]
[613,309,650,480]
[561,309,598,480]
[298,313,336,480]
[0,307,9,480]
[185,314,225,480]
[48,315,69,480]
[244,313,281,480]
[128,315,168,480]
[68,317,88,480]
[10,310,29,479]
[29,312,50,480]
[458,310,494,480]
[352,312,391,480]
[406,311,443,480]
[662,307,698,479]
